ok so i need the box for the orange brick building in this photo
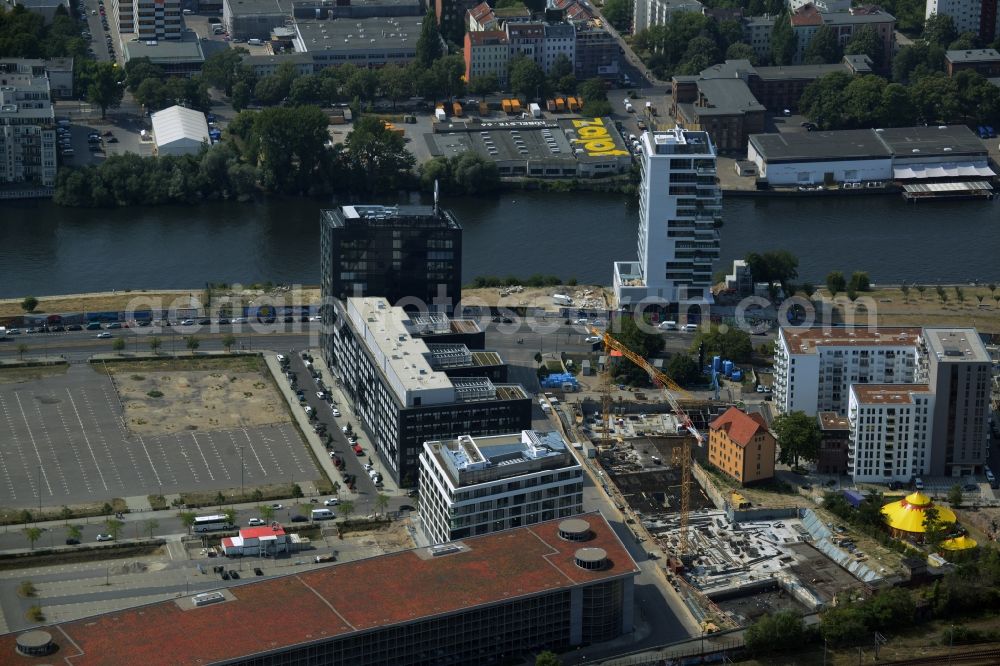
[708,407,776,485]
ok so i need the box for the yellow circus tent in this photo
[941,535,978,551]
[881,491,957,536]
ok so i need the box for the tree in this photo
[802,282,816,298]
[771,12,797,66]
[259,504,275,523]
[617,314,665,359]
[804,25,841,64]
[900,284,910,302]
[415,8,443,69]
[535,651,562,666]
[185,336,200,351]
[223,507,237,526]
[339,500,354,521]
[602,0,631,32]
[222,334,236,352]
[773,411,820,467]
[22,526,42,550]
[342,115,416,194]
[826,271,846,298]
[744,610,805,655]
[844,25,883,69]
[16,343,28,360]
[666,354,702,387]
[744,250,798,293]
[849,271,871,292]
[948,484,964,507]
[468,72,499,98]
[124,56,163,93]
[149,336,162,354]
[915,284,926,299]
[378,65,412,109]
[87,61,125,119]
[924,13,957,47]
[21,296,39,312]
[878,83,917,127]
[923,506,948,550]
[691,326,752,363]
[821,604,869,647]
[143,518,159,538]
[112,337,126,353]
[65,524,82,542]
[178,511,196,533]
[954,286,965,305]
[201,47,250,96]
[578,77,608,105]
[375,493,390,517]
[726,42,759,65]
[104,517,124,540]
[509,55,546,99]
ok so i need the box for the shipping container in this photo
[546,99,556,112]
[568,97,580,111]
[529,102,541,118]
[479,101,489,116]
[435,108,447,122]
[452,102,463,117]
[555,98,565,111]
[501,99,512,113]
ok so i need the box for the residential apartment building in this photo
[817,411,850,475]
[773,327,921,416]
[464,30,510,88]
[0,66,57,191]
[114,0,182,41]
[613,129,721,308]
[2,58,76,99]
[789,6,895,66]
[319,204,462,312]
[927,0,1000,43]
[945,48,1000,76]
[634,0,705,33]
[787,0,851,11]
[848,384,934,483]
[419,429,584,544]
[468,1,500,31]
[0,513,638,665]
[708,407,776,484]
[326,297,532,485]
[506,22,546,67]
[543,22,576,72]
[575,19,621,80]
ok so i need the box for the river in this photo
[0,192,996,298]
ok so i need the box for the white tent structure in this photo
[150,105,210,157]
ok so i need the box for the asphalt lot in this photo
[0,364,319,508]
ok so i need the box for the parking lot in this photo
[0,365,320,509]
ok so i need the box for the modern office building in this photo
[707,407,776,485]
[612,128,721,309]
[122,37,207,76]
[0,65,57,192]
[774,327,922,416]
[918,328,991,477]
[327,297,532,485]
[848,383,934,483]
[0,513,638,665]
[223,0,288,40]
[319,204,462,312]
[927,0,1000,43]
[114,0,183,41]
[420,429,584,544]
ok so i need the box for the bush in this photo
[27,605,44,621]
[745,610,807,655]
[146,390,164,398]
[17,581,36,598]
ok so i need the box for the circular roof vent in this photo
[575,547,608,570]
[558,518,592,541]
[16,630,54,657]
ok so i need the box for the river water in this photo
[0,192,996,298]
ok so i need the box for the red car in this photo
[353,443,363,456]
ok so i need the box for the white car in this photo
[309,315,321,322]
[575,318,588,325]
[324,498,339,506]
[271,503,283,510]
[180,319,195,326]
[331,408,341,417]
[341,425,350,433]
[316,391,326,400]
[585,336,601,343]
[276,354,286,363]
[231,317,247,324]
[248,518,265,526]
[96,332,112,338]
[96,533,113,542]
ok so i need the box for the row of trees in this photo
[0,4,87,59]
[125,57,212,113]
[419,152,501,196]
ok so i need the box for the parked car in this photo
[96,332,112,338]
[331,408,341,417]
[290,514,308,523]
[96,533,113,542]
[65,538,81,545]
[229,570,240,579]
[248,518,265,526]
[324,498,339,506]
[254,567,264,576]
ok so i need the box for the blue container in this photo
[731,369,742,381]
[712,356,721,372]
[722,360,734,377]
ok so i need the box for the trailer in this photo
[435,108,447,122]
[567,97,580,112]
[510,99,522,113]
[555,98,565,112]
[546,99,556,112]
[529,102,541,118]
[501,99,512,113]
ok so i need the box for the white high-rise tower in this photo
[613,128,721,308]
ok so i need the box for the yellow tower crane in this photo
[594,327,703,556]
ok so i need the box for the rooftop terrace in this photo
[780,327,921,354]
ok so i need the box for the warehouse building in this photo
[293,16,428,67]
[223,0,288,41]
[427,117,631,179]
[0,513,638,665]
[150,105,210,156]
[122,38,206,76]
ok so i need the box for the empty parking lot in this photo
[0,364,320,509]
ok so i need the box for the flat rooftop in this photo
[226,0,288,15]
[123,37,206,63]
[0,513,637,666]
[947,48,1000,63]
[428,429,573,486]
[425,344,502,370]
[750,130,892,162]
[922,328,990,363]
[851,383,931,405]
[692,78,765,115]
[818,411,850,431]
[644,128,715,156]
[322,204,461,229]
[295,16,423,51]
[780,327,921,354]
[875,125,985,157]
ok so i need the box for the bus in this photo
[193,514,235,532]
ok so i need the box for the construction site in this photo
[546,327,898,631]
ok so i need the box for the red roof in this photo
[0,513,637,666]
[791,4,823,26]
[467,30,507,46]
[240,525,286,539]
[468,1,493,23]
[709,407,769,447]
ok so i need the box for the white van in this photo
[658,320,677,330]
[311,508,335,520]
[247,38,262,45]
[182,8,192,14]
[682,323,699,332]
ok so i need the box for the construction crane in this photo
[594,327,703,556]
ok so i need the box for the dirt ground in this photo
[106,358,288,436]
[346,518,415,553]
[462,285,610,311]
[814,285,1000,333]
[0,365,69,385]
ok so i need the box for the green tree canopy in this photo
[415,8,444,68]
[87,61,125,119]
[201,47,250,95]
[745,610,806,655]
[770,12,797,66]
[744,250,799,292]
[773,410,820,467]
[602,0,631,31]
[826,271,846,297]
[844,25,883,69]
[691,326,752,363]
[342,115,416,194]
[509,55,547,99]
[804,25,841,64]
[923,13,957,47]
[666,354,702,387]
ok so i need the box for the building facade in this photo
[817,411,850,475]
[927,0,1000,43]
[613,129,721,308]
[634,0,705,33]
[848,384,934,483]
[223,0,287,40]
[464,30,510,87]
[420,429,584,544]
[789,6,895,66]
[574,20,620,79]
[708,407,776,484]
[319,205,462,312]
[327,297,532,484]
[543,22,576,73]
[0,64,57,190]
[945,48,1000,76]
[114,0,182,41]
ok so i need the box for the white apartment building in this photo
[848,384,934,483]
[773,327,921,416]
[542,22,576,73]
[419,430,584,544]
[0,66,57,190]
[634,0,704,34]
[464,31,510,88]
[926,0,1000,42]
[113,0,182,41]
[613,128,721,308]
